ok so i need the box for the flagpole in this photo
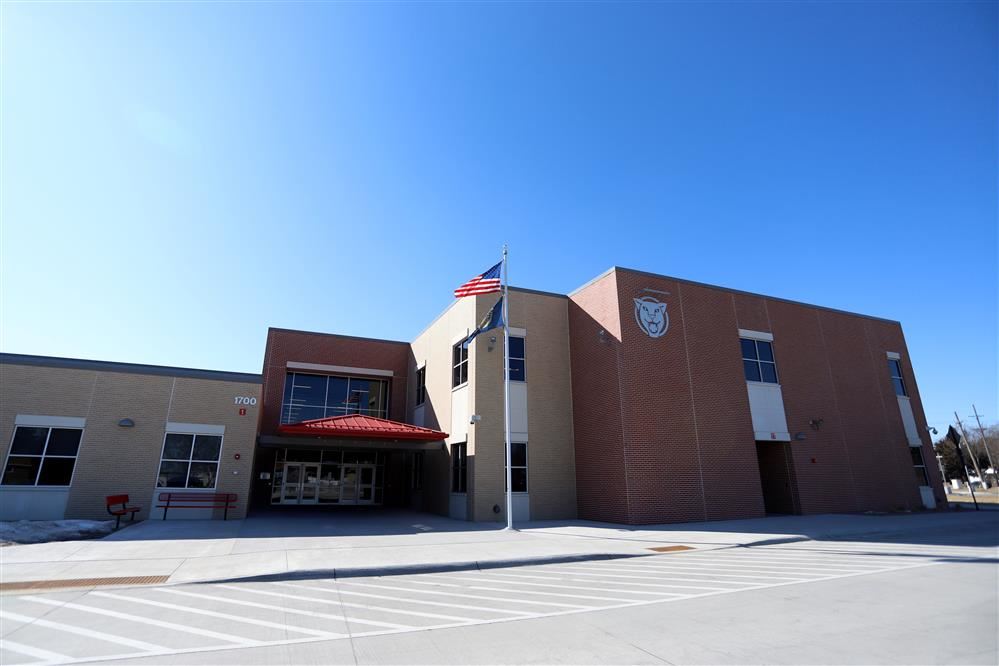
[502,244,513,530]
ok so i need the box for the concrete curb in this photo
[199,551,653,585]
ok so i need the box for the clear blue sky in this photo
[1,1,995,433]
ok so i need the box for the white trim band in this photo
[886,351,901,360]
[738,329,774,342]
[287,361,393,377]
[14,415,86,428]
[165,422,225,435]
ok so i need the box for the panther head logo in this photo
[634,296,669,338]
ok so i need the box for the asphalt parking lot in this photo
[2,529,996,665]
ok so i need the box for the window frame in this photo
[451,442,468,493]
[740,337,779,385]
[1,425,84,487]
[452,341,469,388]
[156,432,225,490]
[888,359,907,397]
[508,336,526,382]
[415,366,427,406]
[505,441,528,493]
[411,451,424,490]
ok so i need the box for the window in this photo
[281,372,389,424]
[452,341,469,388]
[157,433,223,489]
[508,336,526,382]
[415,367,426,406]
[411,451,424,490]
[451,443,467,493]
[888,359,907,397]
[1,426,83,486]
[741,338,778,384]
[910,447,929,486]
[505,442,528,492]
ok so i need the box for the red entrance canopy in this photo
[277,414,448,442]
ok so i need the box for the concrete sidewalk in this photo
[2,509,996,587]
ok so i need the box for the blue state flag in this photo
[464,297,504,347]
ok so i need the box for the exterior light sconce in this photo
[794,432,807,441]
[117,418,135,428]
[470,414,482,425]
[809,418,824,431]
[926,426,938,436]
[598,329,608,344]
[488,336,497,351]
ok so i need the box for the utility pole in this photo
[955,412,987,489]
[970,404,997,478]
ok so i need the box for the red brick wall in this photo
[570,268,938,524]
[567,272,630,523]
[259,328,411,437]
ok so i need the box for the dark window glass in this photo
[509,336,525,359]
[291,373,327,406]
[416,367,426,406]
[2,457,42,485]
[756,341,774,362]
[511,442,527,467]
[914,465,929,485]
[326,377,349,414]
[192,435,222,461]
[760,362,778,383]
[157,461,189,487]
[282,374,295,408]
[743,360,762,382]
[187,462,218,488]
[510,468,527,493]
[508,359,526,382]
[451,443,467,492]
[909,447,925,466]
[452,341,469,387]
[740,338,758,360]
[162,433,194,460]
[10,427,48,455]
[45,429,82,456]
[888,360,907,396]
[294,406,325,422]
[287,448,323,462]
[37,457,76,486]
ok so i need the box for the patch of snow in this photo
[0,520,115,546]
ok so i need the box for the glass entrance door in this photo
[281,463,320,504]
[340,466,358,503]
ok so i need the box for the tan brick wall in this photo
[0,362,260,521]
[469,289,577,522]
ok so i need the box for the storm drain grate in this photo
[647,545,695,553]
[0,575,170,592]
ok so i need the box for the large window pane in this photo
[37,457,76,486]
[10,427,48,455]
[508,359,526,382]
[509,336,525,359]
[192,435,222,461]
[892,378,906,397]
[740,338,757,360]
[162,433,193,460]
[290,405,325,422]
[45,429,82,456]
[290,373,327,406]
[326,377,349,413]
[756,341,774,362]
[2,457,41,485]
[743,360,761,382]
[157,461,189,487]
[187,462,218,488]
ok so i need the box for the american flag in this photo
[454,261,502,298]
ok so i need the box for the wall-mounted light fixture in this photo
[598,329,608,344]
[926,426,938,436]
[488,336,497,352]
[470,414,482,425]
[809,418,824,431]
[794,432,807,441]
[117,418,135,428]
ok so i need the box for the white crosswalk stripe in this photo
[1,538,990,665]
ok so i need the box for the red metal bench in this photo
[157,492,238,520]
[105,494,141,529]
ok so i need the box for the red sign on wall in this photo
[239,408,247,416]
